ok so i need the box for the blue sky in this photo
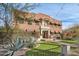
[0,3,79,30]
[30,3,79,29]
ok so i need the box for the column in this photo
[40,29,43,39]
[48,29,50,38]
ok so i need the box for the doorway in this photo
[42,31,48,38]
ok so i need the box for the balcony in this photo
[40,25,50,29]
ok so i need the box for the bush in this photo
[25,36,38,48]
[0,29,39,56]
[4,36,38,56]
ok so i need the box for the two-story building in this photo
[12,10,62,41]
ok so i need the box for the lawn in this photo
[61,39,79,44]
[25,41,61,56]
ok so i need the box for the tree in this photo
[0,3,39,32]
[0,3,39,44]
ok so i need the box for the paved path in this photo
[13,48,30,56]
[53,40,79,56]
[53,40,79,47]
[0,40,79,56]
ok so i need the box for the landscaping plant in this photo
[4,37,25,56]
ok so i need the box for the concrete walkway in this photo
[53,40,79,56]
[53,40,79,47]
[13,48,30,56]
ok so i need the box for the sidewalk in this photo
[13,47,30,56]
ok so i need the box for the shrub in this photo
[4,37,24,56]
[4,36,38,56]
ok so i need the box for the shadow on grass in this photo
[26,42,61,56]
[39,42,60,46]
[26,48,60,56]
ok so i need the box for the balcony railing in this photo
[40,25,50,29]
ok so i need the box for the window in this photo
[24,18,28,23]
[50,31,53,34]
[16,16,24,24]
[28,21,32,25]
[35,21,39,25]
[58,24,61,26]
[44,22,47,26]
[27,17,33,25]
[45,20,49,26]
[50,22,53,25]
[27,19,33,25]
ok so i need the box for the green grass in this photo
[26,41,61,56]
[61,39,79,44]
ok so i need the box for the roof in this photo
[13,9,61,25]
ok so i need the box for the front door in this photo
[43,31,48,38]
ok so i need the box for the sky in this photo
[30,3,79,30]
[0,3,79,30]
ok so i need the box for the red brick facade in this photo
[13,10,62,40]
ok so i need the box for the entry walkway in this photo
[53,40,79,56]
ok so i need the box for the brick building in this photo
[12,10,62,41]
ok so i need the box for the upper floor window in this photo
[18,20,24,24]
[45,21,47,26]
[44,19,49,25]
[43,20,49,26]
[28,21,32,25]
[35,21,39,25]
[27,17,33,25]
[16,16,24,24]
[50,22,53,25]
[58,24,61,26]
